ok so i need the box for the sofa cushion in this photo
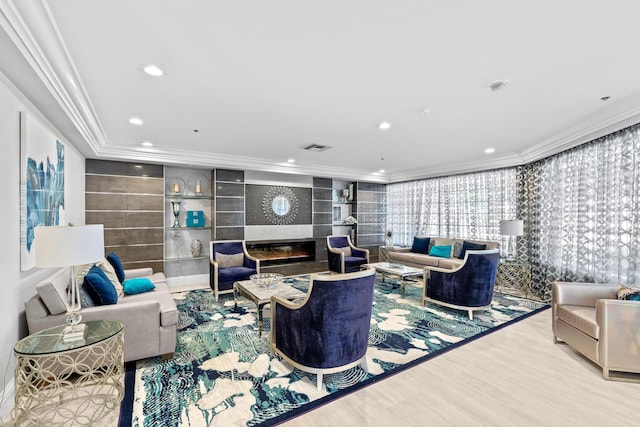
[216,252,245,268]
[618,286,640,301]
[84,265,118,305]
[123,277,156,295]
[458,241,487,259]
[411,237,430,254]
[438,258,464,269]
[556,304,599,339]
[429,245,451,258]
[106,252,126,283]
[119,282,177,327]
[434,238,455,257]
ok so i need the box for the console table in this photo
[13,320,124,425]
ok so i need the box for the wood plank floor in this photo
[282,310,640,427]
[43,283,638,427]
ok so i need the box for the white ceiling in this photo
[2,0,640,183]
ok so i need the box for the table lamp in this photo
[35,224,105,337]
[499,219,523,260]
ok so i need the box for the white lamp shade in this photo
[499,220,524,236]
[35,225,105,267]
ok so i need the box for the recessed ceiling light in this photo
[143,65,163,77]
[421,108,433,115]
[129,117,143,125]
[600,96,611,101]
[378,122,391,130]
[287,158,295,163]
[141,141,154,147]
[486,79,510,92]
[484,147,495,154]
[379,169,385,173]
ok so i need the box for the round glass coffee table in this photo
[13,319,125,425]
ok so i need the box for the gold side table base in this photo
[13,322,124,426]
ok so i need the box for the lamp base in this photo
[63,323,87,342]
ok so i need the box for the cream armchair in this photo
[552,281,640,382]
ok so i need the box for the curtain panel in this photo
[518,124,640,302]
[386,168,517,249]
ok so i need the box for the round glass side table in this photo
[13,319,125,426]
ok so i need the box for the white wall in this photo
[0,71,85,418]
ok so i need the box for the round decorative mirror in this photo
[272,195,290,216]
[262,187,299,225]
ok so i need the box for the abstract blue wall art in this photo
[20,112,66,271]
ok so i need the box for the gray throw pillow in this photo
[216,252,245,268]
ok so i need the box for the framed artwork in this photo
[20,112,66,271]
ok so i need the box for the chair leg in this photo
[468,310,473,320]
[317,373,323,391]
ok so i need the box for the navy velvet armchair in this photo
[326,235,369,273]
[209,240,260,301]
[423,249,500,319]
[270,269,376,391]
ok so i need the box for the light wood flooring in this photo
[12,279,638,427]
[282,310,640,427]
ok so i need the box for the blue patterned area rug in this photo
[118,274,548,426]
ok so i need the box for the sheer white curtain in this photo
[387,168,517,248]
[519,124,640,300]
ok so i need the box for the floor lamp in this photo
[35,224,105,338]
[499,219,523,260]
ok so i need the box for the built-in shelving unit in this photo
[354,181,386,261]
[164,166,213,279]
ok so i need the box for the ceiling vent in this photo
[303,144,331,152]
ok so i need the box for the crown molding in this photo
[389,153,525,183]
[519,103,640,165]
[96,145,389,183]
[0,0,107,152]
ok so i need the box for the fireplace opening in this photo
[246,239,316,266]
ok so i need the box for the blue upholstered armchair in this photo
[326,235,369,273]
[209,240,260,301]
[270,269,376,391]
[423,249,500,319]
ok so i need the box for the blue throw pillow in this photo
[83,265,118,305]
[429,245,451,258]
[106,253,126,283]
[123,278,156,295]
[458,241,487,259]
[411,237,430,254]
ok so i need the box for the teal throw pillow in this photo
[458,241,487,259]
[123,277,156,295]
[411,237,430,254]
[429,245,452,258]
[106,252,126,283]
[83,265,118,305]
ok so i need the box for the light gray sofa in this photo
[388,238,500,269]
[25,266,177,362]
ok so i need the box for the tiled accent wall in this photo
[214,169,245,240]
[312,177,333,261]
[85,159,164,273]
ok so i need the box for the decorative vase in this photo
[190,239,203,257]
[171,201,181,228]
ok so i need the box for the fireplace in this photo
[246,239,316,266]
